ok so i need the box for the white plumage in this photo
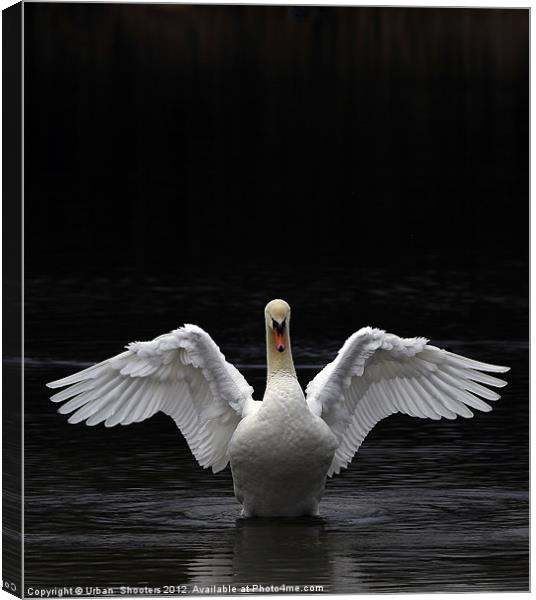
[47,299,509,517]
[48,324,254,473]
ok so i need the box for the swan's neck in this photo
[266,325,296,380]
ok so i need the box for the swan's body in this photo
[230,372,337,517]
[47,299,509,517]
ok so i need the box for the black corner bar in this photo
[3,2,23,597]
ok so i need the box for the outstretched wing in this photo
[47,324,255,473]
[305,327,509,477]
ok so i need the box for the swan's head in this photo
[265,299,291,353]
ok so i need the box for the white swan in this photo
[47,299,509,517]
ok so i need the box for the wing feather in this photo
[306,327,508,476]
[47,324,254,473]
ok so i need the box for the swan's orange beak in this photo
[274,326,286,353]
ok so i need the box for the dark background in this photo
[25,4,528,275]
[20,5,528,593]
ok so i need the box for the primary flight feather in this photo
[47,299,508,517]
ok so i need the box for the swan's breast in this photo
[229,384,337,476]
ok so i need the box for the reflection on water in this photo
[23,476,528,593]
[185,493,528,593]
[21,264,528,593]
[189,517,331,589]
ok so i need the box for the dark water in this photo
[21,262,528,593]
